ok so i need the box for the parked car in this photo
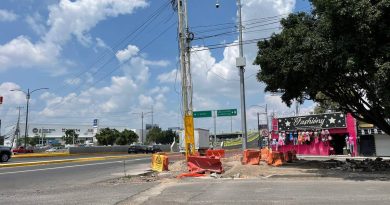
[0,146,12,162]
[46,147,63,152]
[147,145,162,153]
[12,146,34,154]
[128,145,147,154]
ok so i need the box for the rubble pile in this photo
[321,158,390,172]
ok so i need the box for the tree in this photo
[95,128,120,146]
[115,129,138,145]
[30,135,40,147]
[161,129,178,144]
[254,0,390,134]
[146,127,162,144]
[62,129,79,144]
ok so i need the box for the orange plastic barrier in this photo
[176,172,205,179]
[151,153,169,172]
[267,151,274,165]
[187,156,223,174]
[271,152,284,167]
[242,149,261,165]
[206,149,225,158]
[260,148,270,161]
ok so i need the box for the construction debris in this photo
[321,158,390,172]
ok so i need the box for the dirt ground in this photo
[104,154,390,185]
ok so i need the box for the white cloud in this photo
[65,78,81,85]
[0,0,148,74]
[144,60,169,67]
[26,12,47,35]
[0,36,64,74]
[157,69,178,83]
[116,45,139,62]
[0,9,18,22]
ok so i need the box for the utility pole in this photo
[176,0,195,159]
[141,112,144,144]
[133,111,151,144]
[15,106,23,147]
[10,87,48,148]
[236,0,248,150]
[151,106,154,127]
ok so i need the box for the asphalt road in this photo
[0,156,155,205]
[129,178,390,205]
[8,153,139,163]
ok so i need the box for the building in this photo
[270,113,358,156]
[5,123,147,146]
[358,122,390,157]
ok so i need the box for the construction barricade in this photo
[271,152,284,167]
[242,149,261,165]
[151,153,169,172]
[260,148,270,162]
[187,156,223,174]
[206,149,225,158]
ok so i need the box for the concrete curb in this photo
[264,174,324,178]
[1,154,150,168]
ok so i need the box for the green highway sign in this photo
[217,109,237,117]
[193,110,212,118]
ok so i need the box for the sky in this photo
[0,0,314,135]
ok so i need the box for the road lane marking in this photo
[0,158,150,175]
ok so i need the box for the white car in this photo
[46,147,63,152]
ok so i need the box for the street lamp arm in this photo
[10,89,27,95]
[30,88,49,94]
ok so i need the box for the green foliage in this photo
[146,127,162,144]
[146,127,177,144]
[95,128,120,146]
[30,135,41,147]
[313,93,340,114]
[254,0,390,134]
[161,129,178,144]
[115,129,139,145]
[62,129,79,144]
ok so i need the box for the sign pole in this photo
[213,110,217,148]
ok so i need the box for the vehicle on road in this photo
[128,145,148,154]
[46,147,64,152]
[147,145,162,153]
[12,146,34,154]
[0,146,12,162]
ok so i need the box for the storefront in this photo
[270,113,357,156]
[358,122,390,157]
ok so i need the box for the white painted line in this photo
[0,158,149,175]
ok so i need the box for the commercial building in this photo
[270,113,358,156]
[4,123,147,146]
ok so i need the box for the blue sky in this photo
[0,0,312,134]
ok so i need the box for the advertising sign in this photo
[278,113,346,131]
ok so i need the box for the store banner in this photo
[278,113,346,131]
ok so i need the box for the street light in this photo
[10,88,49,148]
[132,111,153,144]
[250,104,268,148]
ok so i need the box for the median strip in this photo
[1,154,150,168]
[12,152,72,158]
